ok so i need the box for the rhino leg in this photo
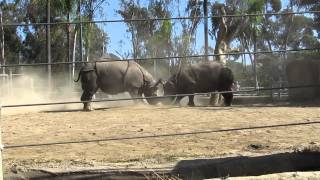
[173,96,184,106]
[187,95,195,107]
[221,92,233,106]
[129,89,144,104]
[80,71,99,111]
[81,90,98,111]
[209,93,220,106]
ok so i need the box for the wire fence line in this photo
[0,10,319,27]
[0,9,319,176]
[1,84,319,149]
[4,120,320,149]
[1,84,319,108]
[0,47,319,68]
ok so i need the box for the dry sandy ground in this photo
[210,171,320,180]
[1,103,320,175]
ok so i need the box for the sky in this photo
[97,0,195,57]
[95,0,290,59]
[5,0,290,59]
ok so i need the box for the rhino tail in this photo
[74,70,82,82]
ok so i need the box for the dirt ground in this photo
[2,102,320,175]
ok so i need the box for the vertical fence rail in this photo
[203,0,209,62]
[46,0,52,93]
[0,8,318,179]
[0,12,5,77]
[0,106,3,180]
[79,0,83,63]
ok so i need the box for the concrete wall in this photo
[286,60,320,100]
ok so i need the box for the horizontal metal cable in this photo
[1,47,319,68]
[1,84,319,108]
[0,11,319,27]
[4,120,320,149]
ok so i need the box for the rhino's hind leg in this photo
[79,70,99,111]
[187,95,195,107]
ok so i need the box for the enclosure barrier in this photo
[0,8,319,179]
[0,84,319,179]
[5,121,320,149]
[0,11,319,27]
[0,47,319,68]
[2,84,319,108]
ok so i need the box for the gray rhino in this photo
[163,61,234,106]
[75,61,162,111]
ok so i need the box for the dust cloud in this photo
[0,67,150,115]
[0,60,176,115]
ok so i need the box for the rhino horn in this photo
[152,79,163,88]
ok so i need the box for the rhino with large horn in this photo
[75,59,161,111]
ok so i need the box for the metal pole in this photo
[0,106,3,180]
[78,0,83,62]
[203,0,209,62]
[46,0,52,92]
[0,12,5,76]
[67,13,71,86]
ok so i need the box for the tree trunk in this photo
[130,27,137,59]
[86,0,93,62]
[67,13,71,84]
[72,30,78,80]
[253,31,258,91]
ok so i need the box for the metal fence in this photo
[0,7,319,179]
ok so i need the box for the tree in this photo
[292,0,320,38]
[118,0,173,77]
[0,1,23,69]
[82,0,107,61]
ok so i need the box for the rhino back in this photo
[177,62,223,93]
[95,61,144,94]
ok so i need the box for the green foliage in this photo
[0,2,22,67]
[246,0,264,13]
[1,0,108,67]
[1,0,319,86]
[293,0,320,37]
[269,0,281,12]
[118,1,172,55]
[186,0,203,35]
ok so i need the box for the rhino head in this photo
[218,67,234,106]
[161,78,178,105]
[143,79,163,105]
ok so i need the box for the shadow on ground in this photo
[43,95,320,114]
[6,149,320,180]
[172,150,320,179]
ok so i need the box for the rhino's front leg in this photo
[129,89,145,104]
[173,96,184,106]
[209,93,220,106]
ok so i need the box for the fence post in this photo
[203,0,209,62]
[79,0,83,63]
[9,69,12,98]
[270,84,273,100]
[46,0,52,93]
[0,105,4,180]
